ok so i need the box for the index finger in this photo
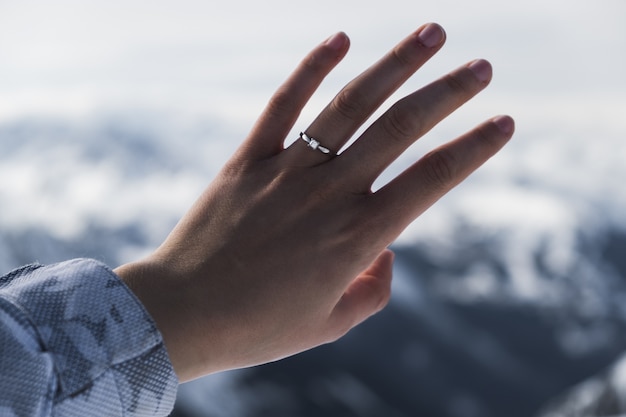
[239,32,350,161]
[286,23,446,165]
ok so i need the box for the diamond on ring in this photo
[309,138,320,150]
[299,132,332,155]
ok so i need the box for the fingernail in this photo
[468,59,492,83]
[325,32,347,51]
[493,115,515,135]
[417,23,444,48]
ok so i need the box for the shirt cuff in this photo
[0,258,178,416]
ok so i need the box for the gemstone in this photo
[308,139,319,149]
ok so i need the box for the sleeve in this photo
[0,259,178,417]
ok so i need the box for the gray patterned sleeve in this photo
[0,258,178,417]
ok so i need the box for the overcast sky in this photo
[1,0,624,123]
[1,0,625,261]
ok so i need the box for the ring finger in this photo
[285,23,446,165]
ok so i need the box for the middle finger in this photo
[286,23,446,164]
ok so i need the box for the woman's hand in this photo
[114,23,514,382]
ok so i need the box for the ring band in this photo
[300,132,333,155]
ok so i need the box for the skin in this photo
[114,23,515,382]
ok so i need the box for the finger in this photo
[371,116,515,238]
[286,23,446,165]
[237,32,350,161]
[338,59,494,189]
[327,249,394,340]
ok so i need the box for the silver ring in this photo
[299,132,333,155]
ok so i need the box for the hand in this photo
[114,23,514,382]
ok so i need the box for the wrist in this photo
[114,260,201,381]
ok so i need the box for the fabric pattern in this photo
[0,259,178,417]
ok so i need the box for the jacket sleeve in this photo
[0,259,178,417]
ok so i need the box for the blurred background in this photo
[1,1,625,416]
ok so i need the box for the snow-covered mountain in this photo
[1,115,625,417]
[173,231,626,417]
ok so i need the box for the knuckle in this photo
[476,123,502,152]
[302,49,326,72]
[327,285,391,343]
[390,44,416,67]
[377,287,392,312]
[442,72,473,97]
[368,280,392,313]
[421,148,458,190]
[330,86,368,121]
[328,321,352,343]
[265,89,294,119]
[381,102,421,142]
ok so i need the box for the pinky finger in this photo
[372,115,515,237]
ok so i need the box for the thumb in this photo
[328,249,394,340]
